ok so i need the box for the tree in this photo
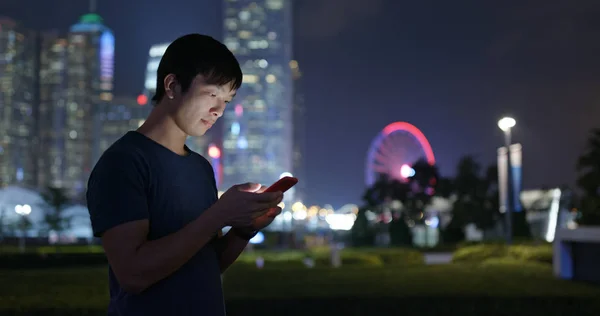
[389,213,413,246]
[40,186,72,237]
[358,161,440,247]
[350,207,376,247]
[439,157,503,243]
[576,128,600,225]
[402,159,439,222]
[362,174,410,209]
[479,165,501,231]
[0,206,6,241]
[453,156,501,231]
[436,177,454,198]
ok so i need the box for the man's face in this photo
[171,75,237,137]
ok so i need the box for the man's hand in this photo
[235,184,283,231]
[250,207,282,230]
[251,184,282,230]
[218,183,283,227]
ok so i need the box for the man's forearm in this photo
[215,230,249,272]
[113,206,225,293]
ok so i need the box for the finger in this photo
[251,209,269,218]
[236,182,261,193]
[253,200,282,212]
[266,207,282,217]
[251,191,283,202]
[255,185,268,193]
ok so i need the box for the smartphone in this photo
[264,176,298,193]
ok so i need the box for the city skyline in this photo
[1,0,599,207]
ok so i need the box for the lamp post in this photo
[498,117,516,245]
[15,204,32,253]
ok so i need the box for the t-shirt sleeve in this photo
[202,156,219,198]
[86,149,149,238]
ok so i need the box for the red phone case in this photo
[264,176,298,193]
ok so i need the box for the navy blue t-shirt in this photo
[86,131,224,316]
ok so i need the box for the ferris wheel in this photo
[365,121,436,186]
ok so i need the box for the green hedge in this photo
[0,253,107,269]
[452,243,553,265]
[234,247,423,269]
[0,245,424,270]
[0,245,104,255]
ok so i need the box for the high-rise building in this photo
[94,96,147,160]
[37,31,69,189]
[221,0,295,195]
[64,13,114,197]
[143,43,168,97]
[291,59,306,201]
[142,42,214,158]
[0,17,38,188]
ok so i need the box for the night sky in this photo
[2,0,599,207]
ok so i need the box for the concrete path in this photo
[423,252,453,265]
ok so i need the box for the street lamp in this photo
[15,204,32,253]
[497,117,516,245]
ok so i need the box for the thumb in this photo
[236,182,261,192]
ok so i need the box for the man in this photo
[86,34,283,315]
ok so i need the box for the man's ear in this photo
[163,74,178,100]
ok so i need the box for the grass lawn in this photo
[1,261,599,315]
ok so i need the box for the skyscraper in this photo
[64,12,114,196]
[37,31,69,189]
[95,96,146,160]
[0,17,37,188]
[221,0,295,195]
[291,59,306,201]
[143,43,168,97]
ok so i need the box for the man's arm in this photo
[213,229,251,273]
[87,150,226,294]
[101,210,225,294]
[214,208,281,272]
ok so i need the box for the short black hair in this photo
[152,33,242,104]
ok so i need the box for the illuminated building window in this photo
[239,11,250,21]
[149,44,168,57]
[146,60,159,71]
[238,30,252,39]
[248,40,269,49]
[100,92,113,101]
[145,78,155,90]
[224,38,240,51]
[265,0,284,10]
[243,74,259,83]
[258,59,268,68]
[237,137,248,149]
[254,100,265,111]
[266,74,276,83]
[223,140,236,149]
[225,19,237,30]
[231,122,240,135]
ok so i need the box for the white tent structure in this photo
[0,186,93,240]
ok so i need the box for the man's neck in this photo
[137,104,188,156]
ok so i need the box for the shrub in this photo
[234,247,424,269]
[506,244,553,264]
[0,253,107,269]
[355,248,424,266]
[452,243,553,265]
[452,244,507,263]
